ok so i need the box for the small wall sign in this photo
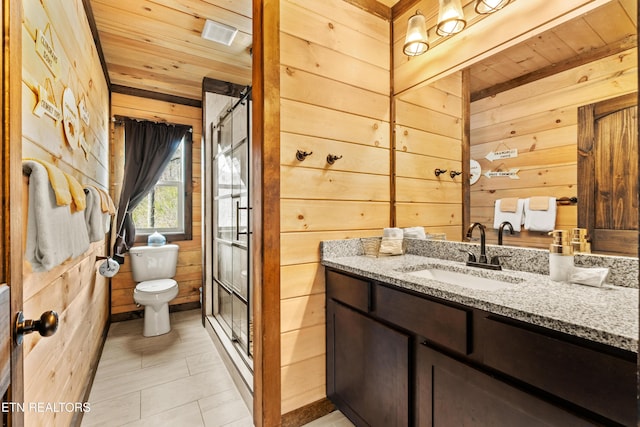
[484,169,520,179]
[32,79,61,122]
[485,148,518,162]
[78,96,90,125]
[35,25,60,77]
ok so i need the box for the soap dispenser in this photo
[548,229,573,282]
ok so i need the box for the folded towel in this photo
[23,161,90,272]
[84,186,105,242]
[383,227,404,239]
[403,226,426,239]
[493,199,524,232]
[524,197,556,232]
[529,196,550,211]
[499,198,519,212]
[24,158,71,206]
[64,172,86,212]
[568,266,609,287]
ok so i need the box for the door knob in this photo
[14,310,59,345]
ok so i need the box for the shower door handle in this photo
[235,201,251,241]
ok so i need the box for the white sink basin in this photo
[406,268,518,291]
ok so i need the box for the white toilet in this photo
[130,244,180,337]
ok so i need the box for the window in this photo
[132,133,193,241]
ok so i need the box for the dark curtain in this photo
[113,118,191,263]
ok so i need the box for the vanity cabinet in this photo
[326,269,637,427]
[326,271,410,426]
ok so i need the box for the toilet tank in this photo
[129,244,179,282]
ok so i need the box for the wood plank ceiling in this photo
[87,0,635,102]
[88,0,252,101]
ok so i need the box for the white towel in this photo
[524,197,557,232]
[383,227,404,239]
[403,226,426,239]
[493,199,524,232]
[84,186,105,242]
[23,161,90,272]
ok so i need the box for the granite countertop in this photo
[322,253,638,353]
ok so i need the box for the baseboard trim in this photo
[110,301,201,323]
[71,321,110,427]
[281,398,336,427]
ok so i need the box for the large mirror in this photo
[394,0,637,256]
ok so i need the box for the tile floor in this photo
[81,309,353,427]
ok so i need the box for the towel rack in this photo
[556,197,578,205]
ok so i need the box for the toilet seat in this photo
[135,279,177,293]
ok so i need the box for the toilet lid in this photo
[136,279,177,293]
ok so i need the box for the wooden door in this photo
[578,93,638,256]
[2,0,25,425]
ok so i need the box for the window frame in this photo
[133,130,193,243]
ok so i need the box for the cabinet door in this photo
[328,301,409,427]
[416,343,594,427]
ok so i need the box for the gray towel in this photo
[23,161,90,272]
[84,186,105,242]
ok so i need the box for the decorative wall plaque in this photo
[32,78,61,122]
[62,87,80,149]
[35,24,60,77]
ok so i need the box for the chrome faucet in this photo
[466,222,487,263]
[498,221,514,245]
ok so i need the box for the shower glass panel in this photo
[212,92,253,366]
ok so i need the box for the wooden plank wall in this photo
[470,49,638,248]
[110,93,203,315]
[394,72,463,240]
[21,1,110,426]
[279,0,391,414]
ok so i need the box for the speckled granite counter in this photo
[321,240,638,353]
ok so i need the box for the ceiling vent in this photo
[201,19,238,46]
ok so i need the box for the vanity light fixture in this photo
[403,10,429,56]
[474,0,512,14]
[436,0,466,37]
[201,19,238,46]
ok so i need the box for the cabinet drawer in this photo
[326,270,371,312]
[480,316,636,426]
[375,285,469,354]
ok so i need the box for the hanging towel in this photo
[524,197,556,232]
[64,172,86,212]
[23,158,71,206]
[499,197,519,212]
[493,199,524,232]
[89,185,116,215]
[23,161,90,272]
[528,196,549,211]
[83,186,105,242]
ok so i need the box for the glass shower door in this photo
[212,95,252,364]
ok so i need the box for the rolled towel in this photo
[403,226,426,239]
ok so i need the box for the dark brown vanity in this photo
[326,268,637,426]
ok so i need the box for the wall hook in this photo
[434,168,447,177]
[327,154,343,165]
[450,170,462,179]
[296,150,313,161]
